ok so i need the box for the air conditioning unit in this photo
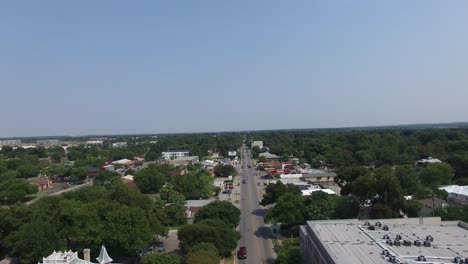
[403,240,412,246]
[414,240,422,247]
[423,240,431,247]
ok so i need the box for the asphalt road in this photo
[236,145,276,264]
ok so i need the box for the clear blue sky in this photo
[1,1,467,137]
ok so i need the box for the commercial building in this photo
[302,171,337,186]
[0,140,21,147]
[169,156,199,166]
[259,152,280,162]
[36,139,61,147]
[251,141,264,149]
[439,185,468,205]
[300,217,468,264]
[111,142,127,148]
[162,151,190,161]
[415,157,442,167]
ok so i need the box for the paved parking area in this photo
[158,230,179,252]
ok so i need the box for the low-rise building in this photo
[162,151,190,160]
[36,139,61,147]
[300,217,468,264]
[111,142,127,148]
[415,157,442,167]
[302,171,337,186]
[169,156,199,166]
[439,185,468,205]
[0,139,21,147]
[185,199,215,223]
[259,152,280,162]
[251,141,264,149]
[40,245,113,264]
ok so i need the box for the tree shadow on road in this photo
[251,208,268,217]
[254,226,272,239]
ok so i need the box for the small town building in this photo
[415,157,442,167]
[40,245,113,264]
[439,185,468,205]
[169,156,199,166]
[251,141,264,149]
[300,217,468,264]
[259,152,280,162]
[111,142,127,148]
[162,151,190,161]
[185,199,215,223]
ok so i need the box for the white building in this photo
[415,157,442,167]
[40,245,113,264]
[251,141,264,149]
[161,151,190,160]
[0,140,21,147]
[439,185,468,204]
[86,140,103,145]
[111,142,127,148]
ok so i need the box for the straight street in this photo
[236,145,276,264]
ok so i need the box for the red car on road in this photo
[237,247,247,259]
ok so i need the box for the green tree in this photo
[16,164,39,179]
[270,193,305,226]
[194,201,241,226]
[333,196,360,219]
[93,171,120,186]
[6,220,66,264]
[178,219,240,257]
[186,242,219,264]
[274,238,301,264]
[134,168,166,194]
[304,191,336,220]
[0,178,38,204]
[213,164,237,177]
[141,253,181,264]
[419,162,455,189]
[261,182,301,206]
[70,167,87,182]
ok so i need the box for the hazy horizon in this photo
[2,1,468,137]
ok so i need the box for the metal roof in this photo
[304,218,468,264]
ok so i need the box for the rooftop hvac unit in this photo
[394,240,401,246]
[396,234,402,240]
[364,221,370,226]
[426,235,434,242]
[383,225,389,231]
[414,240,422,247]
[454,256,463,263]
[388,255,396,263]
[423,240,431,247]
[382,250,389,256]
[383,234,390,239]
[387,240,394,246]
[417,255,427,261]
[368,225,376,230]
[403,240,412,246]
[376,222,382,228]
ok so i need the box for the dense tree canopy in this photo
[213,164,237,177]
[141,253,182,264]
[194,201,240,227]
[134,168,166,194]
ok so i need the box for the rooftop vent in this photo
[388,255,396,263]
[368,225,376,231]
[364,221,370,226]
[426,235,434,242]
[414,240,422,247]
[382,249,389,256]
[423,240,431,247]
[387,240,394,246]
[383,225,389,231]
[417,255,427,261]
[403,240,412,246]
[396,234,402,240]
[383,234,390,239]
[454,256,463,263]
[376,222,382,228]
[394,240,401,246]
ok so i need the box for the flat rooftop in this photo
[305,217,468,264]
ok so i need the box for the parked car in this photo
[237,247,247,259]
